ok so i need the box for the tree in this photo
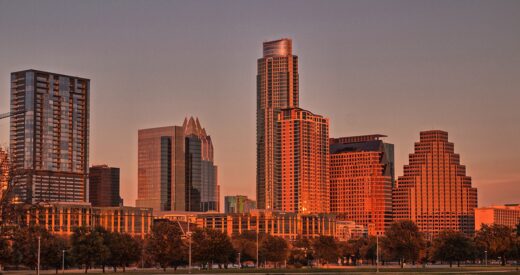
[0,235,11,270]
[259,235,288,267]
[475,224,515,266]
[312,235,338,265]
[145,221,186,271]
[41,236,69,274]
[288,236,313,267]
[70,226,110,273]
[104,232,142,272]
[359,237,378,265]
[192,228,235,269]
[231,231,258,266]
[432,230,475,267]
[382,221,424,267]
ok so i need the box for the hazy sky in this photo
[1,0,519,207]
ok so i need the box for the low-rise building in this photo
[155,209,336,239]
[336,221,368,241]
[21,202,153,238]
[475,204,520,231]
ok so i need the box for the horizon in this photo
[1,0,519,207]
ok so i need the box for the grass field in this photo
[3,266,519,275]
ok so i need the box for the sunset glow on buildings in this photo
[393,130,478,237]
[330,135,394,235]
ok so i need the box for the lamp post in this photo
[188,222,192,274]
[62,250,66,274]
[237,252,241,269]
[256,228,259,269]
[484,250,488,266]
[376,234,379,273]
[37,236,41,275]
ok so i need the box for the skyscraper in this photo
[277,108,329,214]
[393,130,478,237]
[136,126,185,212]
[184,117,218,212]
[136,117,218,213]
[329,135,394,235]
[10,70,89,203]
[89,165,122,207]
[257,38,299,210]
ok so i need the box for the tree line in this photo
[1,220,519,272]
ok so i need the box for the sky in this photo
[0,0,519,207]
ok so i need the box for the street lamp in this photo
[37,236,41,275]
[62,250,66,274]
[237,252,241,269]
[484,250,488,266]
[376,234,379,273]
[256,227,259,269]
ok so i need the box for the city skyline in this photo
[1,1,519,207]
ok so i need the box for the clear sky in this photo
[0,0,519,207]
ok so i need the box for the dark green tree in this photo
[312,235,338,265]
[0,235,11,270]
[192,228,235,269]
[105,232,142,272]
[231,231,257,266]
[432,230,475,267]
[359,237,378,265]
[259,234,288,267]
[288,236,313,267]
[475,224,515,266]
[41,235,69,274]
[70,226,110,273]
[382,221,424,268]
[145,221,186,271]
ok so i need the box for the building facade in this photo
[474,204,520,231]
[21,202,153,238]
[89,165,122,207]
[336,221,368,241]
[393,130,478,238]
[330,135,394,235]
[257,38,299,211]
[10,70,89,203]
[195,210,335,239]
[136,117,218,213]
[277,108,329,214]
[225,195,257,214]
[0,147,8,194]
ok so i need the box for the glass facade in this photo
[257,39,299,211]
[137,117,218,213]
[10,70,89,203]
[89,165,122,207]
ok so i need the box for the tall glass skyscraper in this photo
[10,70,89,203]
[257,38,299,210]
[136,117,218,213]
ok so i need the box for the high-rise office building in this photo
[137,126,185,212]
[393,130,478,238]
[10,70,89,203]
[329,135,394,235]
[224,195,257,214]
[89,165,122,207]
[277,108,329,214]
[257,38,299,210]
[136,117,218,213]
[184,117,218,212]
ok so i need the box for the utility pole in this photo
[256,228,259,269]
[238,252,241,268]
[62,250,66,274]
[37,236,41,275]
[376,234,379,273]
[188,221,192,274]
